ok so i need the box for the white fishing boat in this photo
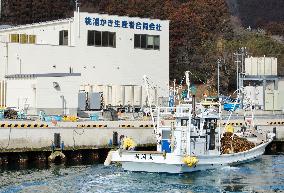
[104,76,274,174]
[105,103,274,173]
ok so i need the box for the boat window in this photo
[181,119,188,126]
[192,118,200,127]
[162,130,171,139]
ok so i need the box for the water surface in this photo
[0,155,283,193]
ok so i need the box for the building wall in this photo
[0,12,169,98]
[0,79,6,107]
[36,76,80,115]
[277,79,284,110]
[6,76,80,115]
[6,78,37,111]
[0,20,73,45]
[245,56,277,76]
[263,79,284,111]
[0,127,155,149]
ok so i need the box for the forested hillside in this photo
[0,0,283,94]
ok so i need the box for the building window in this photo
[134,34,160,50]
[87,30,95,46]
[9,34,36,44]
[20,34,28,44]
[28,35,36,44]
[87,30,116,48]
[95,31,102,46]
[10,34,19,43]
[59,30,68,45]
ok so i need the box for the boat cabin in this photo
[157,106,220,156]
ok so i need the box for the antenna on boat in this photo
[185,71,190,99]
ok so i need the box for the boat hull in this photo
[112,140,271,173]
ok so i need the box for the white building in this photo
[242,56,283,111]
[0,11,169,114]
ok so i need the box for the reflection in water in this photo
[0,155,283,193]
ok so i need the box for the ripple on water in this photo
[0,155,283,193]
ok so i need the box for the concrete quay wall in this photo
[0,127,155,150]
[0,117,284,152]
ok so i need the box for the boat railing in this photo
[157,106,192,118]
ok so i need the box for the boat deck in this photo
[125,150,163,155]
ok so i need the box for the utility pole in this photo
[241,47,247,74]
[240,47,247,109]
[217,59,221,98]
[234,53,242,94]
[173,79,176,104]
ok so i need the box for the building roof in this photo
[5,73,81,79]
[0,18,74,32]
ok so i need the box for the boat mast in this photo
[143,75,157,134]
[185,71,190,99]
[184,71,191,156]
[218,96,222,153]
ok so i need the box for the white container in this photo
[255,86,264,107]
[244,86,256,104]
[0,80,6,107]
[112,85,125,106]
[134,85,142,106]
[142,86,157,106]
[245,56,277,76]
[124,85,134,106]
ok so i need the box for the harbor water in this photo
[0,155,283,193]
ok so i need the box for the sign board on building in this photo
[85,16,162,31]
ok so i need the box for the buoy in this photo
[123,138,136,150]
[182,156,199,167]
[48,151,66,164]
[225,124,234,133]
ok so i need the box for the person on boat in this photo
[170,134,176,152]
[157,133,162,151]
[119,135,125,149]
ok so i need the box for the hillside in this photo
[0,0,283,94]
[226,0,284,37]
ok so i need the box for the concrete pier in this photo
[0,125,155,151]
[0,118,284,151]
